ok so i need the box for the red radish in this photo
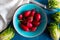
[21,20,27,25]
[19,14,23,20]
[24,10,31,17]
[21,24,29,32]
[27,23,32,28]
[30,27,37,32]
[30,9,35,16]
[18,10,42,32]
[32,21,40,27]
[27,17,33,23]
[35,13,41,21]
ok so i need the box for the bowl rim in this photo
[13,3,47,38]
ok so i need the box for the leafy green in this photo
[51,12,60,23]
[48,0,60,9]
[48,12,60,40]
[48,22,60,40]
[0,26,15,40]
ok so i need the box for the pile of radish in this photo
[18,9,41,32]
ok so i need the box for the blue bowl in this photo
[13,3,47,38]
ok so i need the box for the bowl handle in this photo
[30,0,47,9]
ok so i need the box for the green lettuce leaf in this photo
[48,0,60,9]
[48,22,60,40]
[51,12,60,23]
[0,26,15,40]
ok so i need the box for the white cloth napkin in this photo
[0,0,30,32]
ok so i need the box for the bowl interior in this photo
[13,3,47,38]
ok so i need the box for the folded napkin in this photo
[0,0,30,32]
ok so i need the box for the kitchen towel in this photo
[0,0,30,32]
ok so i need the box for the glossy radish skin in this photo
[24,10,31,17]
[30,27,37,32]
[21,24,29,32]
[27,23,32,28]
[32,21,40,26]
[35,13,41,21]
[30,9,35,16]
[27,17,33,23]
[19,14,23,20]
